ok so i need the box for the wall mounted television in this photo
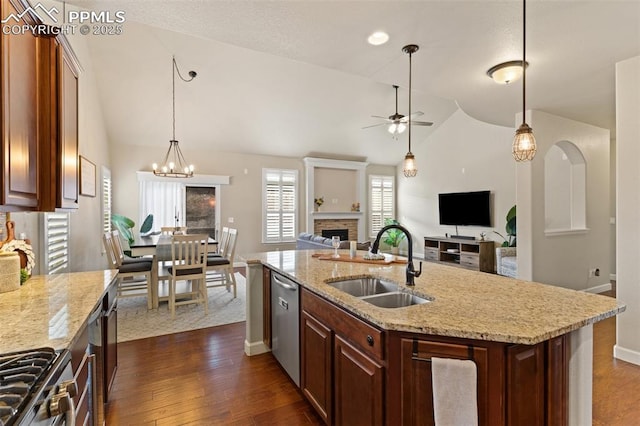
[438,190,492,227]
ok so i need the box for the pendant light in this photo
[152,56,197,177]
[512,0,537,162]
[402,44,419,178]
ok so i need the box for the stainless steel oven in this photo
[0,348,76,425]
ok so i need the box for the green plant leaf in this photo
[111,214,135,244]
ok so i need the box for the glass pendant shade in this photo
[512,123,537,161]
[403,152,417,177]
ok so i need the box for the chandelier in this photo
[152,56,197,177]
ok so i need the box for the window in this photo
[42,212,70,274]
[263,169,298,243]
[102,167,112,233]
[370,175,394,237]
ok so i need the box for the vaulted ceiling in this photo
[68,0,640,165]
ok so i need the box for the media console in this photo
[424,236,495,273]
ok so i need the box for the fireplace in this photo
[321,229,349,241]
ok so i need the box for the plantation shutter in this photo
[42,212,70,274]
[370,176,394,237]
[102,168,112,233]
[263,169,298,243]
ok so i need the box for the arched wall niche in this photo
[544,140,587,235]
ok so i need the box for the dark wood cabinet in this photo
[301,311,333,424]
[301,288,386,425]
[53,37,79,210]
[334,335,384,426]
[0,0,80,212]
[103,282,118,401]
[0,0,41,210]
[69,314,93,426]
[390,335,503,426]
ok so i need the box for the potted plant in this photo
[494,205,516,247]
[382,218,406,254]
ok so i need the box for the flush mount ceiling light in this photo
[402,44,419,178]
[486,60,529,84]
[367,31,389,46]
[152,56,197,178]
[512,0,537,162]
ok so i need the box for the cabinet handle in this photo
[367,335,374,346]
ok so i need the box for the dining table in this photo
[129,233,218,308]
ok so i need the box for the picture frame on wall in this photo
[79,156,96,197]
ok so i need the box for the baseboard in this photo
[610,273,617,282]
[244,339,270,356]
[614,344,640,366]
[583,282,612,294]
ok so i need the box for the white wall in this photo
[614,55,640,365]
[517,110,610,291]
[396,108,516,255]
[110,143,392,256]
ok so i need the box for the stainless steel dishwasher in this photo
[271,271,300,386]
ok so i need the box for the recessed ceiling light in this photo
[367,31,389,46]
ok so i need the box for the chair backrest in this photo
[223,228,238,262]
[102,232,118,269]
[170,234,208,278]
[161,226,188,235]
[217,227,230,254]
[111,230,127,267]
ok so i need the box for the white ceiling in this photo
[67,0,640,165]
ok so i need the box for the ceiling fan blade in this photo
[408,111,424,118]
[412,121,434,126]
[362,122,388,129]
[371,115,393,121]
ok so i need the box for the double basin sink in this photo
[327,277,430,308]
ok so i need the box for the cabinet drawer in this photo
[302,289,384,361]
[425,248,439,261]
[460,253,479,267]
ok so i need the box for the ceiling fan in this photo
[363,85,433,136]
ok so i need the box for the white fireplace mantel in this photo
[303,157,368,240]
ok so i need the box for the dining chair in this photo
[215,227,230,255]
[103,232,154,309]
[167,234,209,318]
[206,228,238,298]
[161,226,188,235]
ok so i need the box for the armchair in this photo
[496,247,517,278]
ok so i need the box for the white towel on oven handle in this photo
[431,357,478,426]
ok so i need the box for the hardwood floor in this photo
[105,322,323,425]
[107,298,640,425]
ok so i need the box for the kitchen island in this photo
[242,249,624,426]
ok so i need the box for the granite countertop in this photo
[243,250,625,345]
[0,270,118,353]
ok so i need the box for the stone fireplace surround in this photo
[304,157,368,241]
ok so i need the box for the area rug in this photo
[117,273,246,342]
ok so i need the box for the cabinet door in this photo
[301,311,332,424]
[0,0,40,209]
[398,338,496,426]
[56,38,79,209]
[334,335,384,426]
[506,343,545,426]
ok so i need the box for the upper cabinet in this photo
[0,0,41,209]
[0,0,80,212]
